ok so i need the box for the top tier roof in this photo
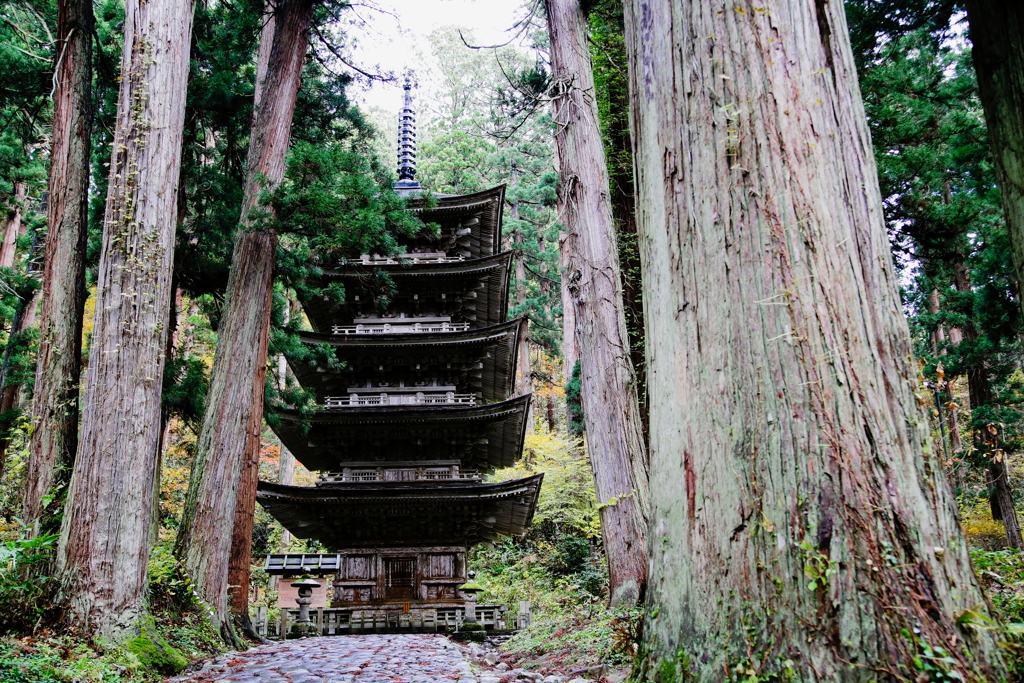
[400,186,505,260]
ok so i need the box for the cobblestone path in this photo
[168,635,483,683]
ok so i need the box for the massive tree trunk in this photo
[23,0,93,535]
[56,0,193,642]
[546,0,649,607]
[965,3,1024,321]
[623,0,1004,679]
[1,183,27,269]
[588,4,647,438]
[175,0,314,642]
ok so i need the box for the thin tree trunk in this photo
[0,287,40,476]
[23,0,93,536]
[983,423,1022,548]
[276,300,295,550]
[55,0,193,642]
[227,421,265,642]
[175,0,314,643]
[965,3,1024,323]
[546,0,649,607]
[928,287,946,354]
[512,202,535,429]
[623,0,1004,678]
[951,261,1024,546]
[559,231,578,376]
[949,400,964,453]
[277,436,295,551]
[1,183,27,269]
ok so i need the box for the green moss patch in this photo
[124,631,188,676]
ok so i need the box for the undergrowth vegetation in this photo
[475,432,637,672]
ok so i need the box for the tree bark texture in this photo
[965,2,1024,323]
[23,0,93,535]
[1,182,27,269]
[623,0,1004,679]
[559,230,579,374]
[56,0,193,642]
[227,423,264,642]
[175,0,313,639]
[276,304,295,550]
[253,4,276,117]
[546,0,649,607]
[512,204,535,429]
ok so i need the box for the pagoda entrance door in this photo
[384,557,416,600]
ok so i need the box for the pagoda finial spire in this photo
[395,76,420,191]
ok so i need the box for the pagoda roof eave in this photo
[301,251,513,334]
[408,185,506,258]
[294,317,524,349]
[258,473,541,500]
[287,318,526,402]
[408,184,505,211]
[320,250,513,279]
[268,393,532,472]
[256,472,542,549]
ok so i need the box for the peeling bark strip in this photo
[966,2,1024,324]
[545,0,649,607]
[623,0,1004,679]
[23,0,93,535]
[175,0,314,644]
[56,0,194,642]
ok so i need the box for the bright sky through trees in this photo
[351,0,524,113]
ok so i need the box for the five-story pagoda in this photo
[258,81,541,630]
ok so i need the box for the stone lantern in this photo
[290,578,321,637]
[459,571,485,631]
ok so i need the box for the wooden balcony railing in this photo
[331,322,470,335]
[318,469,481,484]
[343,253,465,266]
[324,393,476,408]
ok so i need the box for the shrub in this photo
[0,528,57,633]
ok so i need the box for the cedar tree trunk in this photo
[546,0,649,607]
[227,421,265,641]
[952,261,1023,546]
[23,0,93,534]
[175,0,314,642]
[623,0,1005,679]
[0,286,39,476]
[1,182,27,269]
[277,327,296,550]
[965,2,1024,322]
[512,203,535,427]
[56,0,193,642]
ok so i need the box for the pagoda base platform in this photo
[259,603,513,639]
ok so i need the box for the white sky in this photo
[345,0,526,113]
